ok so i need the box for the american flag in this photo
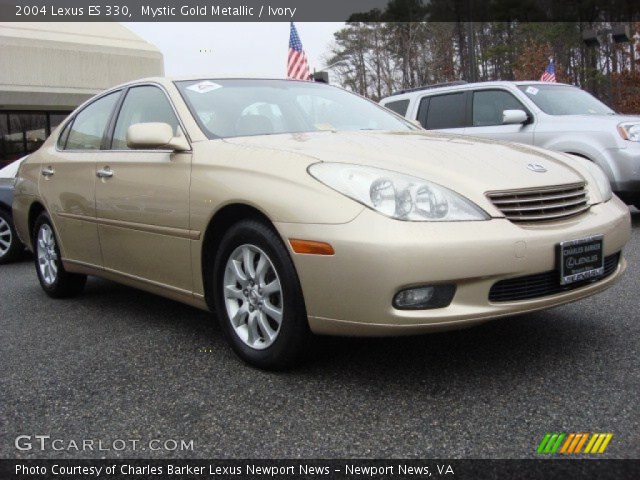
[287,22,311,81]
[540,61,557,82]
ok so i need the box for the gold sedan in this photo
[12,77,631,369]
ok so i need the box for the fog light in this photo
[393,284,456,310]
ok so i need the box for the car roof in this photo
[99,76,330,97]
[381,80,573,102]
[109,75,315,88]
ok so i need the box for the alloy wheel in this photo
[0,217,11,258]
[37,224,58,285]
[223,244,283,350]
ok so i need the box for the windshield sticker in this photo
[187,81,222,94]
[526,86,539,95]
[315,123,336,132]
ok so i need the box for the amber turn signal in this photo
[289,239,335,255]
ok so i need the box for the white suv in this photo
[381,81,640,208]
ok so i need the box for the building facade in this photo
[0,22,163,166]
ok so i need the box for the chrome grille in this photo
[487,183,589,222]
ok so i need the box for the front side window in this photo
[383,99,410,116]
[175,79,414,139]
[112,86,180,150]
[517,84,614,115]
[472,90,526,127]
[424,93,466,130]
[65,92,120,150]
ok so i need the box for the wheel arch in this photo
[27,201,46,243]
[0,200,11,217]
[565,151,591,161]
[201,203,279,310]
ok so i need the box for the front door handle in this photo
[96,167,114,179]
[41,167,55,177]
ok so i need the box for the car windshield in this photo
[517,84,614,115]
[175,79,414,139]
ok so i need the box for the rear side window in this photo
[383,99,410,116]
[423,93,466,130]
[65,92,120,150]
[472,90,526,127]
[111,86,180,150]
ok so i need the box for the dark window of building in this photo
[66,92,120,151]
[0,114,23,165]
[111,86,179,150]
[472,90,526,127]
[383,99,410,116]
[17,113,47,153]
[424,93,467,130]
[49,113,70,132]
[0,111,73,167]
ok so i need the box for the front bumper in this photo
[275,196,631,336]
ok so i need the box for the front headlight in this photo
[617,122,640,142]
[581,160,612,203]
[308,163,489,221]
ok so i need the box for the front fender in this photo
[541,137,617,182]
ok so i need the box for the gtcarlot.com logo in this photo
[537,432,613,455]
[15,435,194,452]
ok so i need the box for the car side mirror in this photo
[502,109,529,125]
[126,123,190,151]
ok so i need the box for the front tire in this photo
[212,219,310,370]
[33,212,86,298]
[0,209,22,264]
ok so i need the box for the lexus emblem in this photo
[527,163,547,173]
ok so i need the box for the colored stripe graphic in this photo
[539,433,613,454]
[573,433,589,453]
[537,434,552,454]
[537,433,565,454]
[559,434,575,454]
[584,433,613,454]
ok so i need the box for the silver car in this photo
[381,81,640,208]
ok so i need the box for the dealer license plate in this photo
[559,235,604,285]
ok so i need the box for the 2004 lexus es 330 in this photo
[13,77,631,369]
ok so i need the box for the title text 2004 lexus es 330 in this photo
[13,78,631,369]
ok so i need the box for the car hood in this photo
[543,113,640,130]
[223,130,588,195]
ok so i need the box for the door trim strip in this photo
[57,212,201,240]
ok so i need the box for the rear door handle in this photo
[41,167,55,177]
[96,167,114,179]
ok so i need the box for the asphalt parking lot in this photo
[1,210,639,460]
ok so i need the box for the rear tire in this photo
[0,209,22,264]
[211,219,310,370]
[33,212,86,298]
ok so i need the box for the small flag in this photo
[540,61,557,82]
[288,22,311,81]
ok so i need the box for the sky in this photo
[124,22,344,78]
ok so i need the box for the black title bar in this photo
[0,0,639,22]
[2,459,640,480]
